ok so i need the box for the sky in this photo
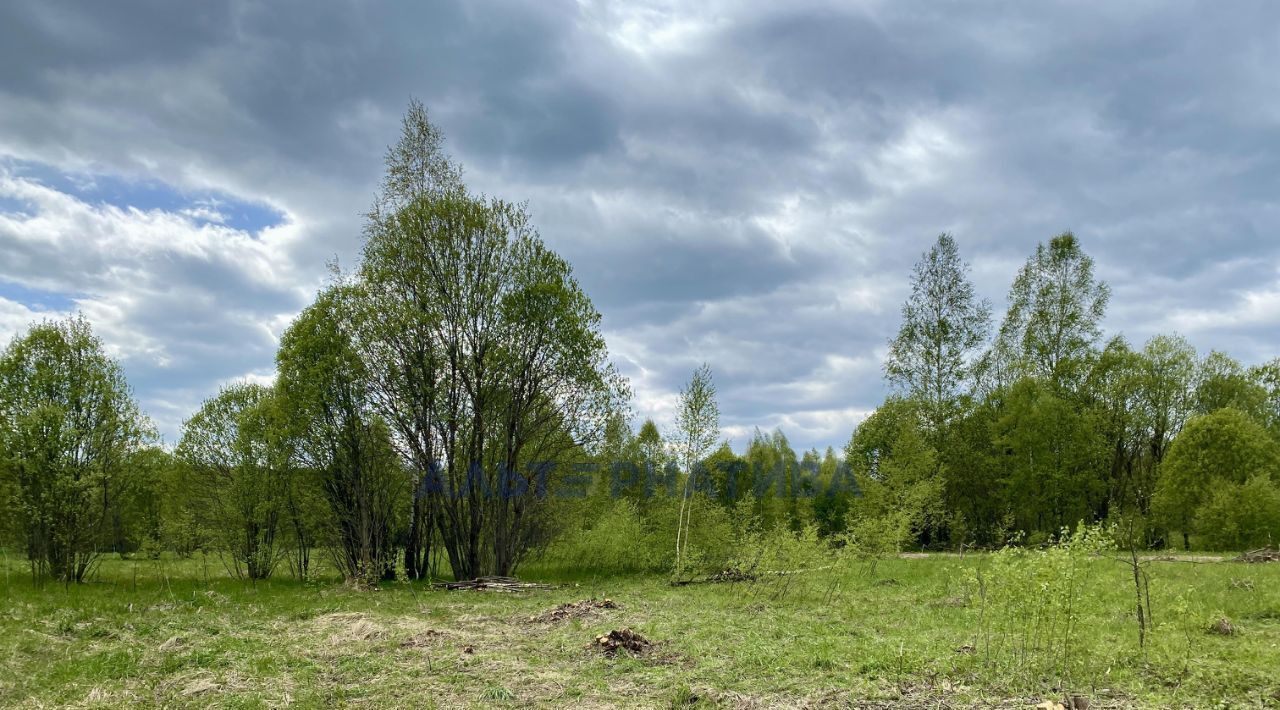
[1,1,1279,451]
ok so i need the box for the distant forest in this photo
[3,102,1278,585]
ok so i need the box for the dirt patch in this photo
[531,598,619,624]
[341,619,385,643]
[1148,554,1225,563]
[931,595,968,608]
[175,671,246,697]
[181,678,221,697]
[589,628,653,656]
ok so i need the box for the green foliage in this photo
[743,428,802,529]
[1153,408,1280,548]
[992,232,1110,391]
[967,524,1114,691]
[846,398,944,550]
[995,378,1107,534]
[0,316,151,582]
[1194,350,1269,421]
[1250,357,1280,436]
[277,286,405,585]
[1195,476,1280,551]
[354,108,629,578]
[175,384,289,580]
[540,492,738,577]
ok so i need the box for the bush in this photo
[966,524,1114,691]
[542,498,654,574]
[539,493,746,578]
[1195,476,1280,551]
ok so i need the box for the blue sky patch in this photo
[0,280,78,312]
[1,157,286,234]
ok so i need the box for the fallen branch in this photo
[432,576,555,592]
[674,564,837,586]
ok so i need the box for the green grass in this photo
[1,551,1278,708]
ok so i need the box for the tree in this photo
[995,378,1108,536]
[993,232,1110,391]
[112,446,173,556]
[743,427,801,528]
[0,317,151,582]
[277,286,406,584]
[1138,335,1197,466]
[1193,350,1269,421]
[1085,338,1143,516]
[846,398,943,552]
[176,384,289,580]
[353,102,628,579]
[635,418,671,501]
[940,397,1006,545]
[885,233,991,446]
[1250,357,1280,437]
[1153,408,1280,549]
[811,446,853,539]
[673,363,720,574]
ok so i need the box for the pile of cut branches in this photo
[1235,547,1280,564]
[531,598,619,624]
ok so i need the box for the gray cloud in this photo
[1,0,1278,449]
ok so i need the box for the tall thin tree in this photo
[673,363,720,575]
[993,232,1110,391]
[885,233,991,446]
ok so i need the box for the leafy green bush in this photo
[1195,476,1280,551]
[966,524,1114,691]
[541,498,654,574]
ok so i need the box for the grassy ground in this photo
[1,550,1278,708]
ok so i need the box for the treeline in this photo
[2,103,1278,585]
[624,233,1280,557]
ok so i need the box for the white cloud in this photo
[2,0,1279,453]
[0,168,313,440]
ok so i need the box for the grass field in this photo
[1,550,1278,708]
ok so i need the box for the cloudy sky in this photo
[1,1,1278,451]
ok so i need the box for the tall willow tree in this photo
[0,317,150,582]
[885,233,991,446]
[353,102,628,579]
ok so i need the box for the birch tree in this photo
[885,233,991,446]
[673,363,719,574]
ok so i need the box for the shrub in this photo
[1194,476,1280,551]
[966,524,1114,691]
